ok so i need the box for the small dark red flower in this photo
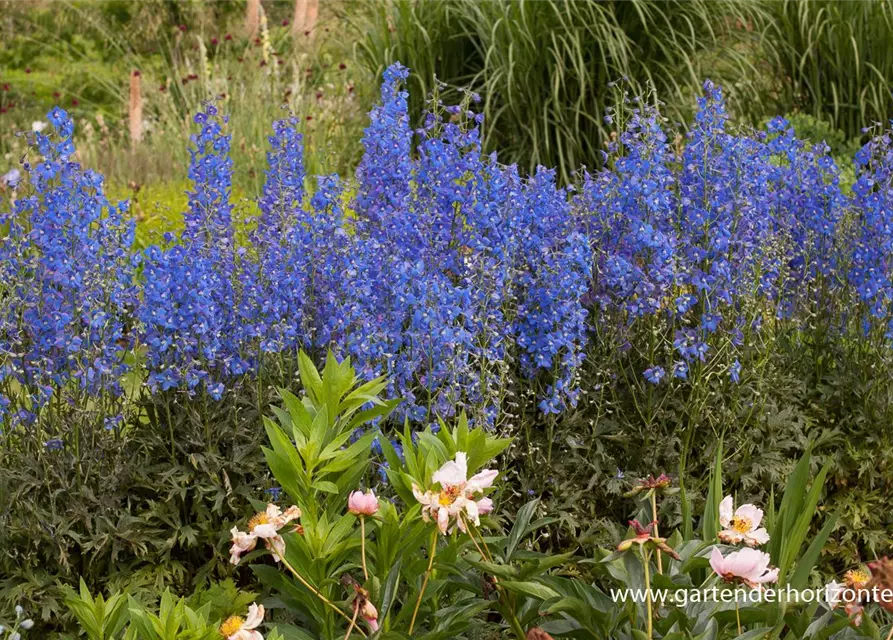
[71,99,79,106]
[259,60,267,67]
[339,63,347,70]
[305,115,313,121]
[53,91,61,99]
[159,85,167,92]
[210,38,219,46]
[1,84,9,91]
[24,68,31,74]
[224,33,233,41]
[132,70,141,77]
[281,19,289,26]
[178,24,187,32]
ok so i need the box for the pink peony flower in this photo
[348,489,379,516]
[229,504,301,565]
[219,603,265,640]
[718,496,770,547]
[412,452,497,534]
[709,547,779,588]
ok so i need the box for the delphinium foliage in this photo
[4,61,893,632]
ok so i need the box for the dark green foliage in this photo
[0,384,275,634]
[502,319,893,579]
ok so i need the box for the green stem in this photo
[650,492,662,574]
[360,516,368,582]
[641,546,653,640]
[735,601,742,636]
[409,528,438,634]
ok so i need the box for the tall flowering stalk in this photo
[0,107,136,439]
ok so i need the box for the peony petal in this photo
[745,528,770,546]
[265,503,283,520]
[433,456,467,489]
[735,504,763,529]
[437,506,450,533]
[464,498,480,527]
[719,496,734,527]
[477,497,494,515]
[467,468,499,493]
[718,529,744,544]
[252,523,279,539]
[243,603,264,629]
[709,546,726,576]
[412,484,432,506]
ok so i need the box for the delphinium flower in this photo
[240,117,308,354]
[412,452,497,534]
[764,117,848,320]
[349,62,418,388]
[643,366,665,384]
[850,130,893,331]
[354,62,413,236]
[717,495,769,546]
[229,504,301,564]
[580,99,678,321]
[512,168,591,414]
[138,104,241,397]
[0,107,136,424]
[303,174,369,365]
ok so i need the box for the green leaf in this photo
[499,580,560,601]
[701,437,723,542]
[506,499,538,562]
[311,480,339,494]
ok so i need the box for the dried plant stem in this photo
[343,601,360,640]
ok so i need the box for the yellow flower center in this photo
[730,516,752,533]
[438,486,460,506]
[248,512,270,531]
[219,616,244,637]
[845,569,870,587]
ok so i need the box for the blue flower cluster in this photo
[3,65,893,432]
[0,107,135,427]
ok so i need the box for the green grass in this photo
[356,0,774,181]
[767,0,893,141]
